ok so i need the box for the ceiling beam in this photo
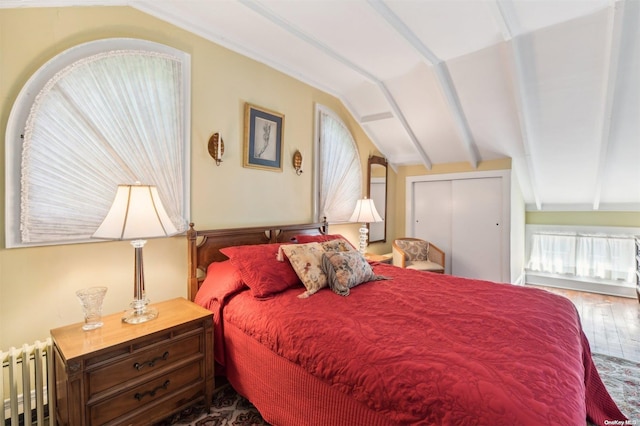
[134,0,408,166]
[378,82,433,168]
[367,0,480,169]
[360,112,394,123]
[132,1,338,96]
[492,0,543,210]
[592,0,626,210]
[237,0,433,169]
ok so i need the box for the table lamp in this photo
[349,198,383,254]
[93,183,178,324]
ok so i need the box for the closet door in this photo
[451,178,502,282]
[412,181,452,274]
[410,176,505,281]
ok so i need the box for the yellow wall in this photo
[0,6,377,349]
[526,211,640,227]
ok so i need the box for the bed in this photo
[187,221,626,426]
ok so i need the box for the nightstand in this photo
[50,297,213,426]
[365,252,393,264]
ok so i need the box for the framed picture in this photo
[243,103,284,172]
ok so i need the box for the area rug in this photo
[160,353,639,425]
[591,353,639,422]
[156,383,268,426]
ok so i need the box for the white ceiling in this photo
[4,0,640,211]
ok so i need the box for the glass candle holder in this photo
[76,286,108,331]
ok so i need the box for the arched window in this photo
[315,105,362,222]
[5,38,190,248]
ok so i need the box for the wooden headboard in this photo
[186,220,328,301]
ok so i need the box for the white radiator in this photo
[1,339,55,426]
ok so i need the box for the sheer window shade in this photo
[6,39,190,247]
[527,233,635,283]
[317,108,362,223]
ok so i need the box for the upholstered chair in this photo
[392,238,445,273]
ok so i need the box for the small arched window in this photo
[315,105,362,222]
[5,38,190,248]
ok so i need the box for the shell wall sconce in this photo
[208,132,224,166]
[293,150,303,175]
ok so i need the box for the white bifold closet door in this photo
[412,177,503,282]
[412,180,452,273]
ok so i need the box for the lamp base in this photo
[122,299,158,324]
[358,224,369,255]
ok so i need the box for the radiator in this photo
[1,339,55,426]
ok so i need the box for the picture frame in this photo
[243,103,284,172]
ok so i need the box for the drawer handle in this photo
[133,351,169,371]
[134,380,170,401]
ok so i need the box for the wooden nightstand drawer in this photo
[89,361,203,425]
[88,331,203,397]
[107,384,203,426]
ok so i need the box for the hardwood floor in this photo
[532,286,640,363]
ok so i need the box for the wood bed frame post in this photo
[187,223,199,302]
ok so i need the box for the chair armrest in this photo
[428,243,445,269]
[392,244,406,268]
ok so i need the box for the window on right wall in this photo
[315,105,362,223]
[524,224,639,298]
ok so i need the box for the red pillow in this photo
[220,243,301,298]
[194,260,245,310]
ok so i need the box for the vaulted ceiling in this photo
[5,0,640,211]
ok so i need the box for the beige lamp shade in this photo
[93,184,178,240]
[349,198,383,223]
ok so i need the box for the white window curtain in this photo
[575,235,635,282]
[528,233,635,283]
[317,109,362,222]
[11,42,190,246]
[527,233,577,275]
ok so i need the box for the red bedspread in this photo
[206,263,626,425]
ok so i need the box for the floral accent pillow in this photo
[279,238,358,298]
[321,238,356,253]
[322,251,387,296]
[279,242,327,298]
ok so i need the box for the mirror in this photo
[367,155,387,243]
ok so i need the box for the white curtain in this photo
[528,233,635,283]
[318,110,362,222]
[576,235,635,282]
[21,50,187,243]
[528,233,577,274]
